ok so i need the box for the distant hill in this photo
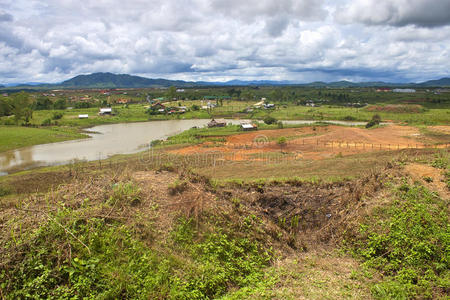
[2,73,450,89]
[417,77,450,87]
[60,72,197,88]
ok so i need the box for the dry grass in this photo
[270,251,374,299]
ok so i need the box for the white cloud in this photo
[0,0,449,84]
[335,0,450,27]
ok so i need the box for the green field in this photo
[0,126,88,152]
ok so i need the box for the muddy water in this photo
[0,120,211,174]
[0,119,372,175]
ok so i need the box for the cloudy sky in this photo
[1,0,450,84]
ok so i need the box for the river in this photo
[0,119,372,175]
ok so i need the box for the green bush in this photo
[263,115,277,125]
[353,183,449,298]
[40,118,52,126]
[366,114,382,128]
[51,112,64,120]
[0,184,11,196]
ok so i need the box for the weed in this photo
[0,184,11,196]
[107,181,141,206]
[423,176,433,183]
[168,179,188,195]
[352,183,449,298]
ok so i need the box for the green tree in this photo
[241,90,254,101]
[270,89,283,102]
[11,92,33,124]
[263,115,277,125]
[166,86,177,101]
[0,96,12,117]
[33,96,52,110]
[53,98,67,110]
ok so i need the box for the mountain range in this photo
[1,72,450,89]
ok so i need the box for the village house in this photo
[99,107,113,115]
[393,88,416,93]
[207,119,227,128]
[240,122,257,131]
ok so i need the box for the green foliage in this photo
[10,92,33,124]
[1,205,273,300]
[33,96,52,110]
[107,181,141,206]
[74,102,93,109]
[52,98,67,110]
[168,179,188,195]
[343,115,357,121]
[40,118,52,126]
[170,218,272,299]
[0,96,13,117]
[51,112,64,120]
[431,152,448,169]
[366,114,382,128]
[353,183,449,298]
[263,115,277,125]
[0,184,12,196]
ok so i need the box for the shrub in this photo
[168,179,188,195]
[52,112,63,120]
[41,118,52,126]
[343,115,356,121]
[263,115,277,125]
[107,182,141,206]
[353,183,449,298]
[366,114,382,128]
[0,184,11,196]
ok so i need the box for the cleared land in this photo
[169,124,450,161]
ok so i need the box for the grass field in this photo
[0,126,88,152]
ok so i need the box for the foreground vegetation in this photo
[0,148,448,298]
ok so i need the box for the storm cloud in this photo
[0,0,449,84]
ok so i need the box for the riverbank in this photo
[1,100,449,155]
[0,126,88,153]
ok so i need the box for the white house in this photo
[99,107,112,115]
[393,88,416,93]
[78,114,89,119]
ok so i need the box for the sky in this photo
[1,0,450,84]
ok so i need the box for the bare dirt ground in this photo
[169,125,449,161]
[429,126,450,135]
[404,163,449,199]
